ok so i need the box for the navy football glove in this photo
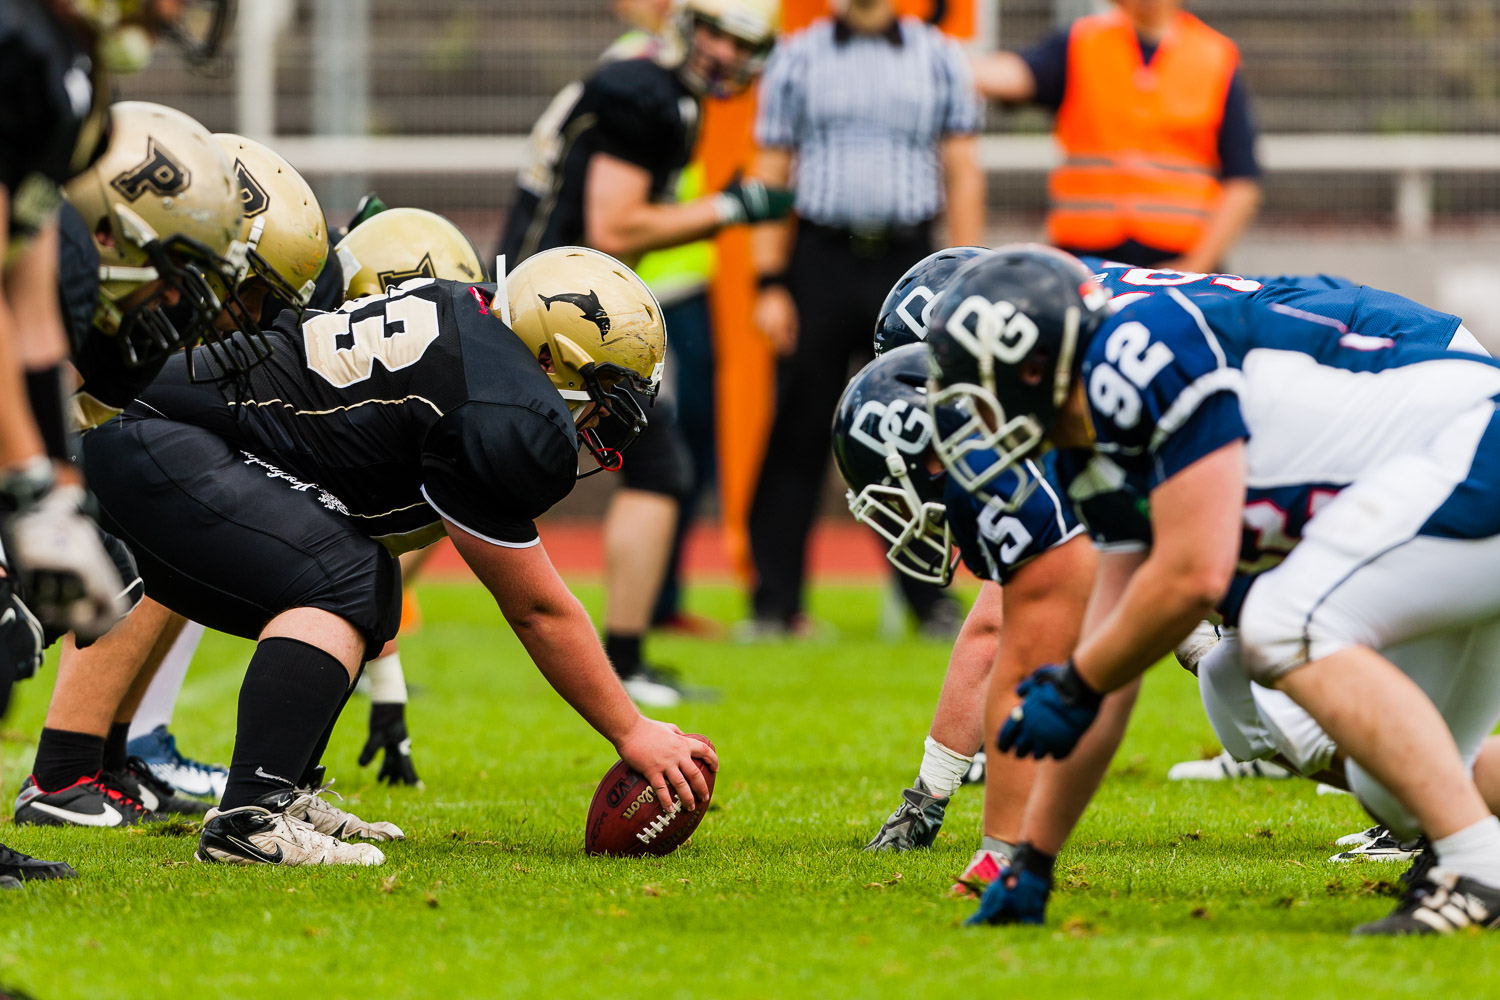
[965,843,1056,927]
[997,659,1101,760]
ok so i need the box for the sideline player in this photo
[500,0,790,706]
[835,345,1093,897]
[930,246,1500,935]
[75,248,716,867]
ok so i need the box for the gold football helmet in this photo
[64,101,259,372]
[337,207,485,300]
[214,133,327,313]
[669,0,779,98]
[507,247,666,474]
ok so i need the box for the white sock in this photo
[980,836,1016,861]
[917,736,973,798]
[366,652,408,704]
[128,621,206,739]
[1434,815,1500,887]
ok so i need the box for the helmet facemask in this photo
[846,444,956,586]
[570,355,659,479]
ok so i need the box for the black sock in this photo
[104,722,131,773]
[220,637,351,810]
[34,729,105,792]
[605,633,642,677]
[297,683,356,788]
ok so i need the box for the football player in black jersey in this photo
[501,0,788,707]
[57,247,716,866]
[13,109,328,836]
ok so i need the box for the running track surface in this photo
[423,519,892,580]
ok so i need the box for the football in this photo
[584,734,716,857]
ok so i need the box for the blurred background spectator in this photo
[739,0,983,639]
[973,0,1260,272]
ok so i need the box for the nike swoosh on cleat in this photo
[254,766,292,785]
[27,801,124,827]
[225,835,285,865]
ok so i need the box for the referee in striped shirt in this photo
[744,0,983,637]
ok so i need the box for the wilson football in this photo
[584,734,716,857]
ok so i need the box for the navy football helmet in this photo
[873,246,994,357]
[832,344,956,586]
[925,244,1110,503]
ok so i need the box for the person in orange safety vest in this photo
[972,0,1261,274]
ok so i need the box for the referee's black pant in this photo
[749,218,946,625]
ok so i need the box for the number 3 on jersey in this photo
[1088,321,1175,430]
[303,286,442,388]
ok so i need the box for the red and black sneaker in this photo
[0,843,76,881]
[13,774,150,828]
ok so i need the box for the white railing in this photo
[267,133,1500,239]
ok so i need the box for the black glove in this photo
[715,176,796,225]
[358,702,421,786]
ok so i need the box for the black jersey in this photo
[132,279,579,552]
[0,0,108,236]
[499,57,700,264]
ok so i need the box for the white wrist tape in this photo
[366,652,408,705]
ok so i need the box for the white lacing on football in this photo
[635,799,682,845]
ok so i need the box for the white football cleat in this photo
[1335,824,1384,848]
[619,666,682,709]
[1167,751,1292,781]
[287,779,405,842]
[196,793,385,866]
[1330,830,1424,863]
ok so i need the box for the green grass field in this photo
[0,580,1494,999]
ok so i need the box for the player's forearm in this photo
[1073,554,1220,693]
[941,136,985,247]
[1019,679,1140,855]
[508,597,642,746]
[1178,179,1261,273]
[969,51,1037,103]
[585,199,725,262]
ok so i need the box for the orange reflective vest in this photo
[1047,9,1239,254]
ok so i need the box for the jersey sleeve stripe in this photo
[1166,287,1228,367]
[418,485,541,550]
[1148,367,1247,452]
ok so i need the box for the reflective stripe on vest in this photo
[1047,9,1238,253]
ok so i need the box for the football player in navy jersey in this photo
[834,339,1095,895]
[930,245,1500,935]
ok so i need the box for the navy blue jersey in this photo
[946,452,1083,584]
[1080,289,1500,621]
[1081,258,1463,351]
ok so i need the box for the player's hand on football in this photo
[4,484,126,643]
[358,702,422,787]
[616,717,718,813]
[996,659,1102,760]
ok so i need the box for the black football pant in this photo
[748,220,946,624]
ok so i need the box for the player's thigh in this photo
[82,415,401,658]
[1240,407,1500,678]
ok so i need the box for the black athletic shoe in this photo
[1400,839,1438,891]
[1354,867,1500,935]
[0,843,76,882]
[13,774,149,828]
[109,757,210,817]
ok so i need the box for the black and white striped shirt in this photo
[755,17,980,229]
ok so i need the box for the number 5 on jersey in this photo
[304,289,442,388]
